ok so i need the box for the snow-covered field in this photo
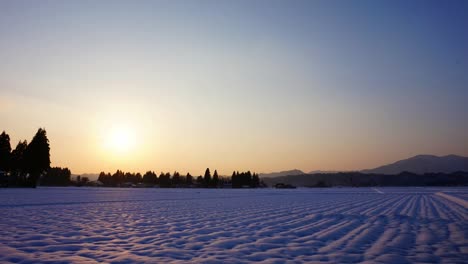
[0,187,466,263]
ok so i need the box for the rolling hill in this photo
[362,155,468,175]
[259,169,305,178]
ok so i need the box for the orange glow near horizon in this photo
[104,124,136,154]
[1,2,467,175]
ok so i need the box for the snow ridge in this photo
[0,187,466,263]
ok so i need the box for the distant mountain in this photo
[259,169,305,178]
[308,170,342,174]
[362,155,468,175]
[261,171,468,187]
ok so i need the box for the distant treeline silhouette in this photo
[96,168,262,188]
[0,129,50,187]
[0,129,263,188]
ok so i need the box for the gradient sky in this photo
[1,0,467,175]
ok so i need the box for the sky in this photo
[1,0,467,175]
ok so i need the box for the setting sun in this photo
[106,125,136,153]
[1,1,468,263]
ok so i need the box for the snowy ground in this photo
[0,187,466,263]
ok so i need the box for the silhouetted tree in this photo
[204,168,211,186]
[143,171,157,185]
[98,171,106,182]
[196,175,203,185]
[159,172,171,187]
[112,170,125,186]
[10,140,28,185]
[136,173,142,182]
[41,167,71,186]
[74,175,90,186]
[212,170,219,187]
[0,131,11,172]
[24,128,50,187]
[186,173,193,186]
[232,170,257,188]
[252,172,260,187]
[98,171,113,186]
[81,176,89,185]
[232,172,239,188]
[172,171,181,186]
[124,172,140,184]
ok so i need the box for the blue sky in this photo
[1,0,467,174]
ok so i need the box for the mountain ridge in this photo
[259,169,305,178]
[261,154,468,178]
[362,154,468,175]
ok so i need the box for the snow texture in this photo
[0,187,467,263]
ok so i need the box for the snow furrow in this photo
[0,187,466,263]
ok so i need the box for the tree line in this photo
[97,168,262,188]
[0,129,264,188]
[0,129,50,187]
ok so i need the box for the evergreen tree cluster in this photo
[95,168,261,188]
[231,171,260,188]
[74,175,90,186]
[0,129,265,189]
[203,168,221,187]
[0,129,51,187]
[41,167,71,186]
[98,170,198,187]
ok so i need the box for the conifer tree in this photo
[25,128,50,187]
[212,169,219,187]
[186,173,193,185]
[0,131,11,172]
[204,168,211,186]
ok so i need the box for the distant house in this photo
[274,183,296,189]
[88,180,104,187]
[121,182,136,188]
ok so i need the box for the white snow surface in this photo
[0,187,467,263]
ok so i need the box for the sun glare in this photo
[106,125,136,153]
